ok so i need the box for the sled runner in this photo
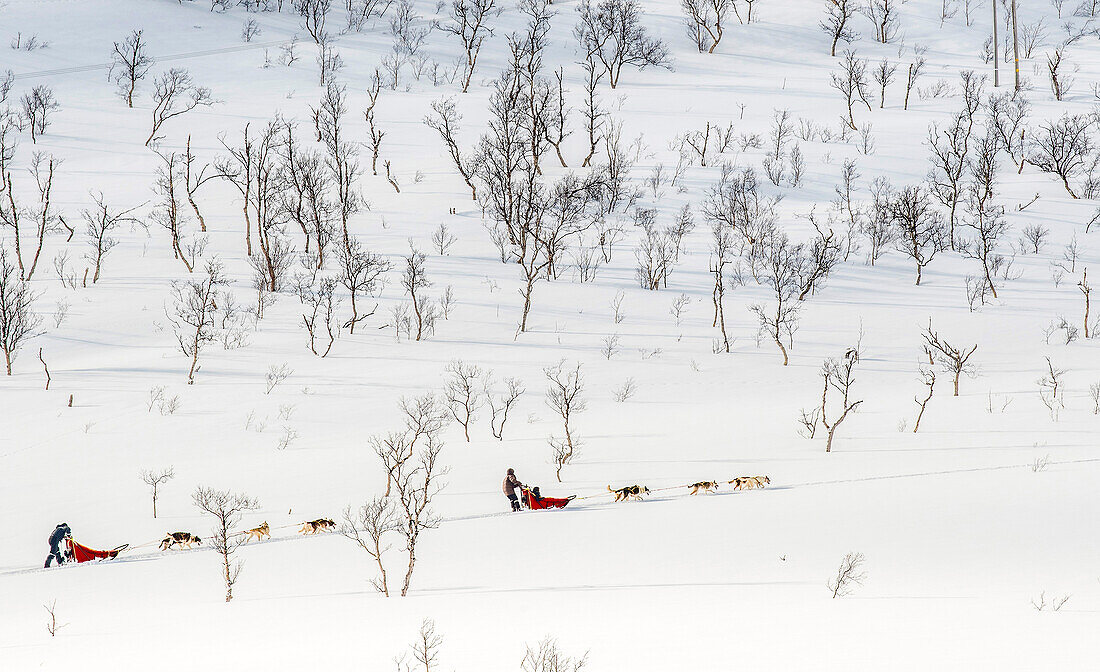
[521,487,575,510]
[66,538,128,563]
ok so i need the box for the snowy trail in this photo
[5,455,1095,579]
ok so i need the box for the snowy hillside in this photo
[1,0,1099,668]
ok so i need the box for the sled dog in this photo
[245,522,270,542]
[729,476,770,490]
[688,481,720,495]
[298,518,336,535]
[608,484,650,502]
[160,532,202,551]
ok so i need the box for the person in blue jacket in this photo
[44,523,71,568]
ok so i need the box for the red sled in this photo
[521,487,575,510]
[65,538,127,563]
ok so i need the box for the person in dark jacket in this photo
[502,468,525,512]
[45,523,71,568]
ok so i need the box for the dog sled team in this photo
[154,518,336,553]
[45,472,769,567]
[504,468,771,512]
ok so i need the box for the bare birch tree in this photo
[140,467,175,518]
[889,185,945,285]
[820,344,862,452]
[146,68,214,146]
[545,360,586,482]
[0,245,42,375]
[821,0,858,56]
[82,193,139,283]
[922,320,977,396]
[108,29,154,108]
[444,360,483,441]
[574,0,671,89]
[683,0,732,53]
[341,497,399,596]
[192,486,260,602]
[439,0,499,93]
[166,259,229,384]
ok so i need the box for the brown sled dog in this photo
[298,518,336,535]
[729,476,771,490]
[688,481,720,495]
[245,522,270,542]
[160,532,202,551]
[608,484,650,502]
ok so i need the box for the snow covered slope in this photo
[1,0,1099,669]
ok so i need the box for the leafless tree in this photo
[889,185,945,285]
[341,497,399,596]
[521,637,589,672]
[346,0,394,31]
[153,149,202,273]
[82,193,139,283]
[140,467,175,518]
[282,125,335,266]
[0,70,14,106]
[831,51,872,132]
[1035,358,1066,422]
[373,394,448,498]
[873,58,897,108]
[338,237,389,333]
[146,68,214,146]
[390,0,431,62]
[547,68,571,168]
[192,486,260,602]
[927,71,984,249]
[184,135,217,233]
[439,0,499,93]
[401,244,433,341]
[391,428,448,596]
[960,161,1008,301]
[863,0,899,42]
[912,364,935,432]
[545,360,586,482]
[425,98,480,200]
[408,618,443,671]
[820,343,862,452]
[0,245,42,374]
[862,179,894,265]
[821,0,858,56]
[922,320,977,396]
[986,91,1030,174]
[579,56,607,167]
[634,216,677,290]
[316,39,344,87]
[750,231,803,366]
[13,153,64,281]
[167,259,230,384]
[44,601,65,637]
[1079,268,1091,338]
[683,0,732,53]
[294,0,332,43]
[20,85,59,144]
[297,275,340,356]
[827,551,867,597]
[574,0,672,89]
[109,29,154,108]
[903,48,927,111]
[1047,47,1074,101]
[241,18,262,42]
[1029,114,1093,199]
[314,82,362,249]
[444,360,483,441]
[485,375,524,440]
